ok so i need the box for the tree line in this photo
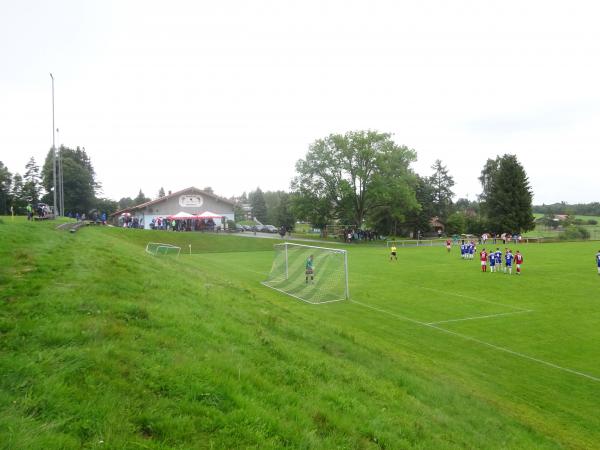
[533,202,600,217]
[0,147,117,216]
[2,130,543,237]
[234,131,537,237]
[284,130,535,236]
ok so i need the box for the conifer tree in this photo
[482,154,534,233]
[0,161,12,214]
[428,159,454,222]
[23,157,42,203]
[249,187,268,223]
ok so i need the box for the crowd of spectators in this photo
[339,228,380,243]
[149,217,219,232]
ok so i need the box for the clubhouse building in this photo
[110,187,235,230]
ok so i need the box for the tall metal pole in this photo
[50,73,58,216]
[57,129,64,216]
[60,148,64,216]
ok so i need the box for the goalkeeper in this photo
[305,255,314,284]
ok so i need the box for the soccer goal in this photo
[145,242,181,256]
[262,243,349,304]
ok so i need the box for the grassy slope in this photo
[1,218,599,448]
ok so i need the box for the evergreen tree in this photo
[0,162,12,214]
[401,175,434,237]
[428,159,454,222]
[41,146,98,213]
[158,187,166,198]
[11,173,25,213]
[483,154,535,233]
[134,189,150,205]
[22,157,42,204]
[478,157,500,217]
[275,192,295,229]
[249,187,268,223]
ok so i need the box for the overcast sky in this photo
[1,0,599,205]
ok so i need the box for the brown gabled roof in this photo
[110,186,235,217]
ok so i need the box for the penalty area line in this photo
[349,299,600,383]
[426,310,533,325]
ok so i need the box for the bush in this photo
[559,226,590,240]
[587,219,598,225]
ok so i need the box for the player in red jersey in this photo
[515,250,524,275]
[446,239,452,252]
[480,248,488,272]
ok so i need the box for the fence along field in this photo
[2,219,600,448]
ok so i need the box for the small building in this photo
[111,187,235,230]
[430,216,445,234]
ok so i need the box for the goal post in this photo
[145,242,181,256]
[262,242,349,304]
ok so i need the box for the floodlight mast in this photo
[58,129,64,216]
[50,73,58,216]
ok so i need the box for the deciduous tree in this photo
[292,130,417,228]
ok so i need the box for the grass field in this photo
[1,217,600,449]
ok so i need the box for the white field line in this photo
[426,309,533,325]
[350,299,600,383]
[260,282,345,305]
[416,285,530,312]
[189,253,600,382]
[356,271,530,312]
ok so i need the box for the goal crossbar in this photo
[145,242,181,256]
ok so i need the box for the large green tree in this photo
[42,146,98,214]
[480,154,535,233]
[292,130,417,228]
[0,162,12,214]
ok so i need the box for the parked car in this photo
[242,225,252,231]
[263,225,278,233]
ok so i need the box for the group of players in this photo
[454,240,524,275]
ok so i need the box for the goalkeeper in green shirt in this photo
[305,255,314,284]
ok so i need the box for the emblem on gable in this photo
[179,195,203,207]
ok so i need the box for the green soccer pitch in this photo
[1,218,599,448]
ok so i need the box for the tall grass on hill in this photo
[1,217,600,448]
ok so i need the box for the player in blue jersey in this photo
[497,248,503,270]
[494,248,502,272]
[596,250,600,275]
[460,243,465,259]
[504,249,514,274]
[489,250,496,272]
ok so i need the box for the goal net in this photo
[145,242,181,256]
[262,243,349,304]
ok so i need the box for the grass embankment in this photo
[1,218,599,448]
